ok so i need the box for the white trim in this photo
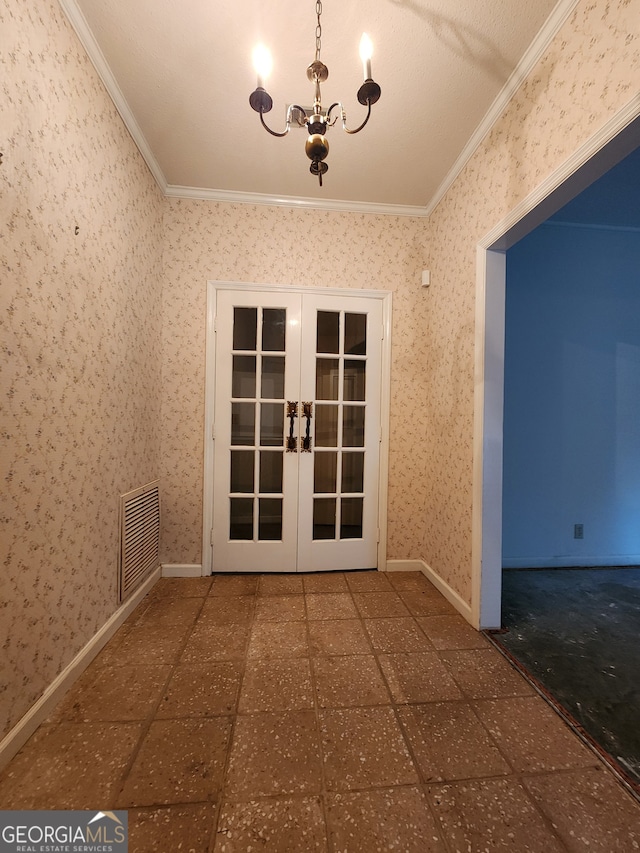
[203,281,392,575]
[161,563,204,577]
[472,98,640,635]
[57,0,167,193]
[503,557,640,570]
[425,0,581,217]
[0,567,161,772]
[387,559,474,624]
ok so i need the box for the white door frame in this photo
[471,101,640,629]
[202,281,393,577]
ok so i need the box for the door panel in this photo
[212,288,382,573]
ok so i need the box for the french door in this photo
[210,287,386,573]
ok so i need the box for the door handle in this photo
[301,402,313,452]
[286,401,298,452]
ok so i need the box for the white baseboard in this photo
[388,559,474,625]
[503,556,640,569]
[161,564,204,577]
[0,567,161,772]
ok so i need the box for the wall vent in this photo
[119,480,161,603]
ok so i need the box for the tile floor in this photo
[1,571,639,852]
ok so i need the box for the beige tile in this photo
[238,659,314,712]
[117,718,231,806]
[129,804,217,853]
[308,620,371,656]
[326,787,446,853]
[0,722,141,809]
[154,577,213,597]
[440,649,535,699]
[226,711,322,798]
[50,665,170,722]
[429,778,566,852]
[474,696,598,772]
[181,621,250,662]
[320,707,419,790]
[398,702,510,782]
[364,617,433,653]
[305,593,358,620]
[247,620,308,658]
[156,662,242,717]
[417,615,489,650]
[313,656,390,708]
[115,621,191,665]
[255,594,306,622]
[199,595,255,625]
[210,574,259,596]
[303,572,348,593]
[523,767,640,851]
[133,595,203,627]
[258,574,304,595]
[378,652,463,703]
[213,797,328,852]
[397,589,458,616]
[353,591,409,618]
[344,570,393,591]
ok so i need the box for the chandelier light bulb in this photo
[359,33,373,80]
[253,44,273,88]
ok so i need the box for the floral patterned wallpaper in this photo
[2,0,638,741]
[1,0,164,737]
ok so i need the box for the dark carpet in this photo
[489,567,640,789]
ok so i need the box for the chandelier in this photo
[249,1,381,187]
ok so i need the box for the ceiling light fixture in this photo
[249,1,381,187]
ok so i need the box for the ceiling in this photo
[62,0,572,214]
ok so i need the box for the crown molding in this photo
[425,0,582,218]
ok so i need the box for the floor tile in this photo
[128,803,216,853]
[344,571,393,591]
[387,571,433,591]
[308,620,371,656]
[117,717,231,806]
[255,595,306,622]
[312,656,390,708]
[210,574,259,596]
[378,652,463,703]
[50,664,170,723]
[303,572,348,593]
[523,766,640,851]
[397,588,458,616]
[154,577,213,597]
[133,595,203,627]
[428,778,567,852]
[213,797,328,852]
[226,711,322,798]
[441,648,535,699]
[181,621,250,663]
[115,621,191,665]
[247,620,308,659]
[258,574,305,595]
[0,722,141,809]
[352,591,409,618]
[320,707,419,790]
[305,593,358,620]
[417,615,489,650]
[156,662,242,717]
[238,659,314,712]
[326,787,447,852]
[199,595,255,625]
[398,702,511,782]
[474,695,599,772]
[364,617,433,653]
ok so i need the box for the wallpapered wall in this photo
[0,0,164,737]
[161,203,428,567]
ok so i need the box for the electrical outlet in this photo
[574,523,584,539]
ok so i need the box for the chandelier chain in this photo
[315,0,322,62]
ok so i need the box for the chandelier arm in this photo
[289,104,309,127]
[259,109,290,138]
[341,100,373,135]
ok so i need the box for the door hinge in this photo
[211,424,215,441]
[210,528,215,546]
[377,527,381,543]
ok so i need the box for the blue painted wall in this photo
[503,223,640,567]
